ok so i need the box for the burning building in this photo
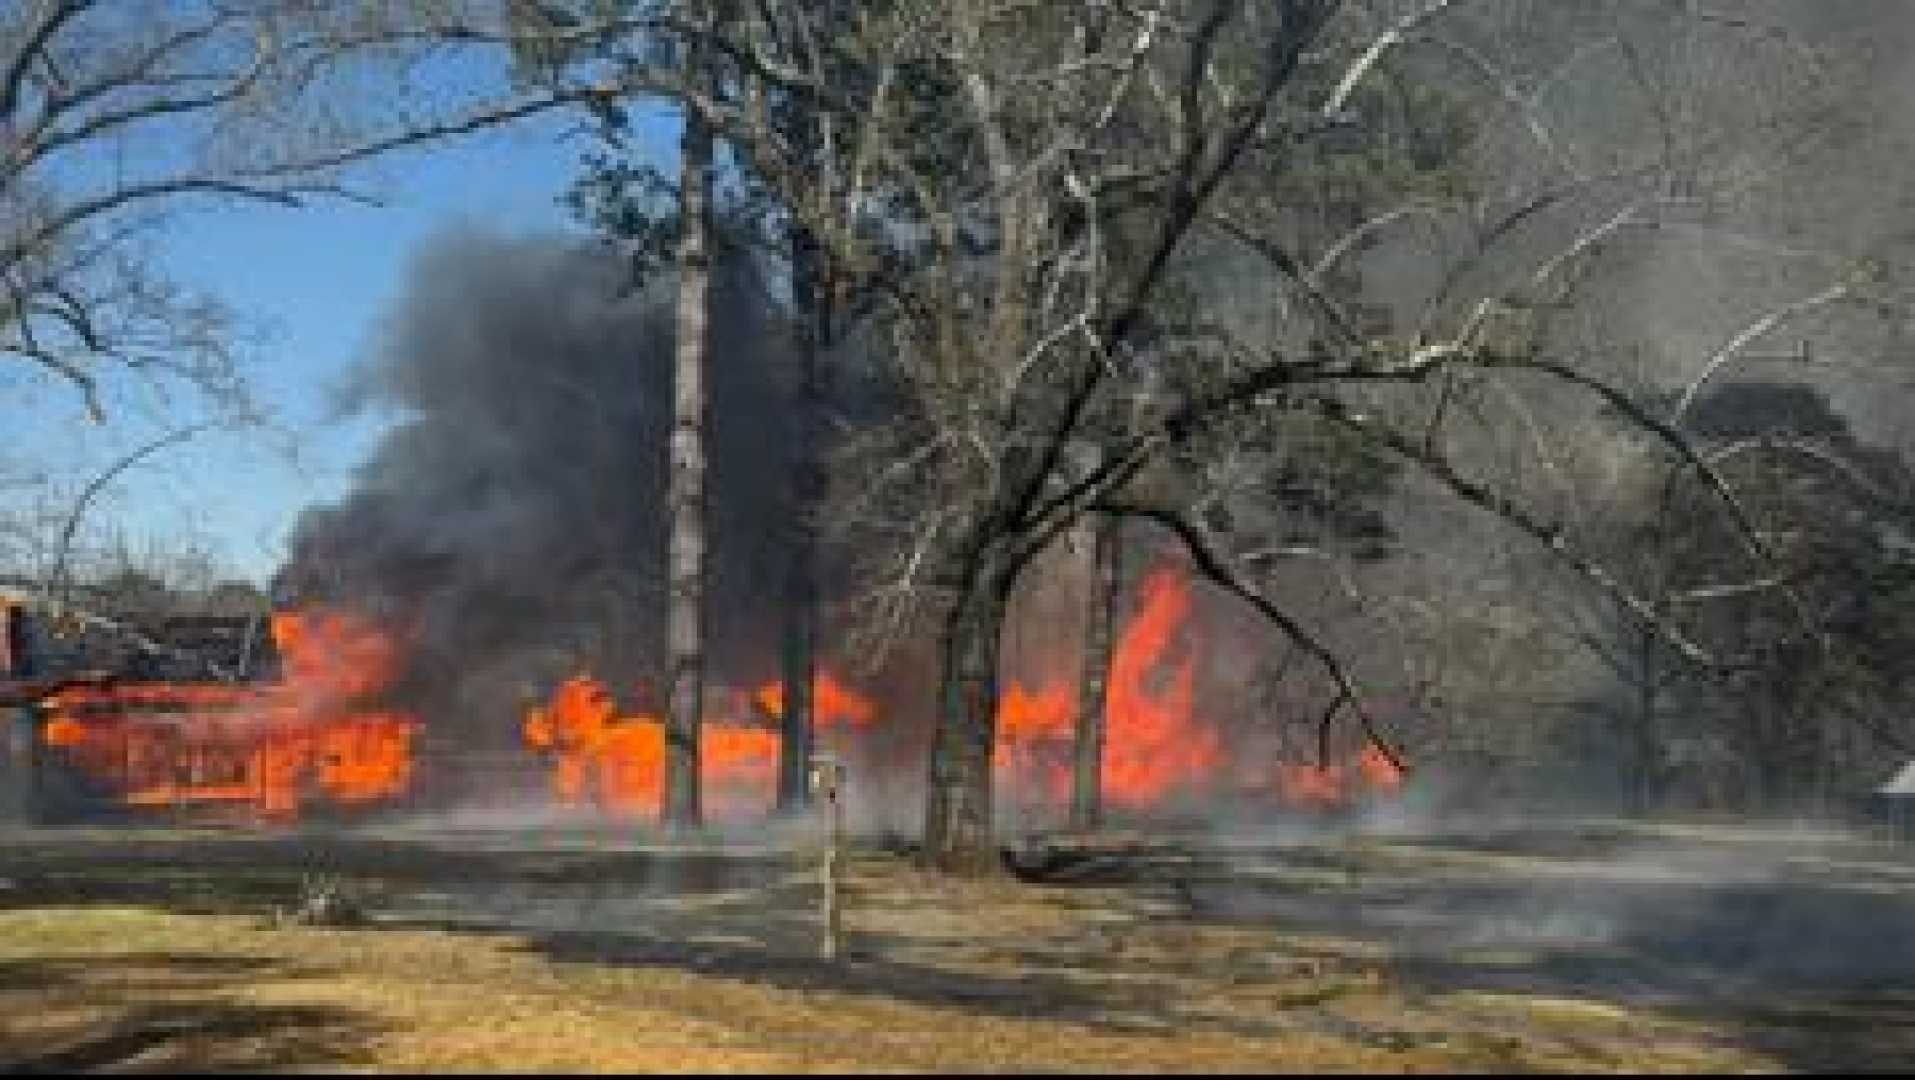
[3,598,422,825]
[4,556,1407,831]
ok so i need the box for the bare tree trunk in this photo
[923,561,1013,874]
[778,223,829,812]
[664,79,715,832]
[1,602,37,825]
[1634,472,1679,817]
[1634,621,1659,817]
[1070,515,1119,831]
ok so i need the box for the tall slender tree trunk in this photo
[923,557,1015,874]
[778,223,829,811]
[2,602,39,825]
[1633,622,1659,817]
[1070,515,1120,831]
[663,82,715,832]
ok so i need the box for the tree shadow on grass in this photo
[0,954,379,1074]
[3,1003,376,1074]
[361,896,1187,1036]
[0,954,287,995]
[0,831,791,917]
[538,926,1195,1029]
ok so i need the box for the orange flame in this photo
[525,671,877,821]
[1357,741,1405,791]
[994,559,1404,814]
[992,678,1075,802]
[520,558,1406,822]
[751,671,879,730]
[1273,741,1404,810]
[39,606,420,821]
[992,563,1223,809]
[1102,564,1220,806]
[1276,762,1351,809]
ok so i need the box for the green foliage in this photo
[566,152,683,286]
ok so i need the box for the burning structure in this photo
[4,599,421,824]
[31,560,1405,831]
[3,555,1406,829]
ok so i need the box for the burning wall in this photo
[38,608,420,821]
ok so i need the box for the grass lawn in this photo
[0,825,1905,1072]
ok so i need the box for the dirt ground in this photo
[0,818,1910,1072]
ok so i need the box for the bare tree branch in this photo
[1304,392,1721,669]
[43,422,211,610]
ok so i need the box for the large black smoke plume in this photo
[276,228,796,774]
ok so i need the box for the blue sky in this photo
[49,102,680,584]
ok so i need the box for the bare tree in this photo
[478,0,1893,869]
[0,0,688,425]
[776,217,829,811]
[0,0,371,419]
[60,0,1878,865]
[41,422,208,611]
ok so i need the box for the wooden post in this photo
[1,601,27,825]
[811,755,845,960]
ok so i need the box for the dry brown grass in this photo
[0,850,1782,1074]
[0,905,1428,1072]
[15,822,1911,1072]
